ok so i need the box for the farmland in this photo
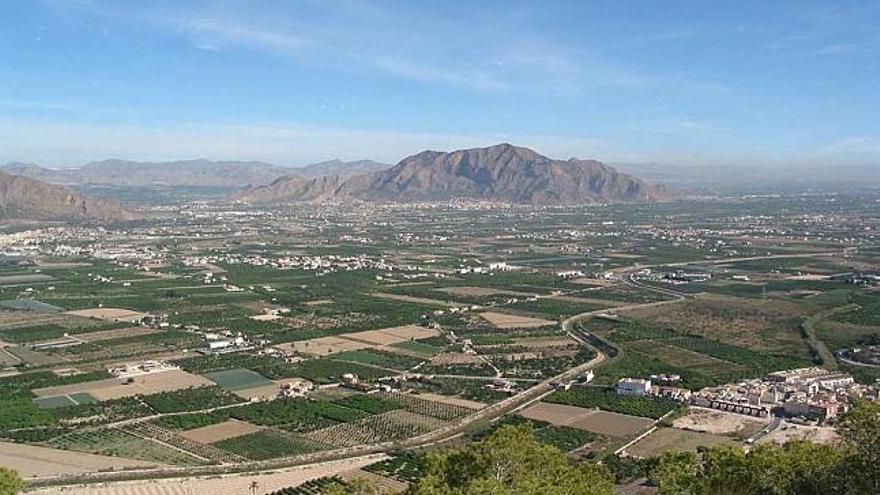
[0,192,874,491]
[625,427,739,458]
[546,387,681,419]
[519,402,655,438]
[584,317,816,389]
[305,410,446,446]
[214,429,327,460]
[47,428,205,465]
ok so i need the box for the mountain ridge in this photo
[0,159,292,188]
[296,159,389,179]
[0,171,136,221]
[236,143,666,204]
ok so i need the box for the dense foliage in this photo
[0,467,25,495]
[413,424,614,495]
[547,387,680,419]
[652,401,880,495]
[139,386,244,413]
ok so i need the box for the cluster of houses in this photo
[198,332,255,354]
[109,360,178,378]
[839,345,880,366]
[836,272,880,286]
[183,253,398,276]
[690,367,878,422]
[615,367,879,423]
[631,268,712,285]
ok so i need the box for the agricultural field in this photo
[305,410,446,447]
[32,368,214,401]
[625,427,740,458]
[621,294,815,358]
[47,427,205,465]
[214,429,327,460]
[180,418,265,443]
[585,317,815,389]
[519,402,655,438]
[0,193,875,485]
[545,387,681,419]
[479,311,557,329]
[470,414,604,453]
[0,440,157,478]
[672,408,768,440]
[363,452,426,484]
[381,391,479,420]
[139,385,245,413]
[203,368,275,391]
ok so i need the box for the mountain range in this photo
[0,171,135,221]
[0,158,392,189]
[0,160,292,188]
[236,144,664,204]
[296,159,389,179]
[0,144,662,220]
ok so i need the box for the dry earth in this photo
[673,407,768,438]
[0,441,160,478]
[479,312,557,329]
[65,308,152,322]
[181,419,265,444]
[33,369,212,401]
[520,402,653,437]
[26,455,388,494]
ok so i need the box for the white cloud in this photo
[40,0,657,94]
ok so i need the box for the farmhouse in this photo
[617,378,652,396]
[556,270,585,278]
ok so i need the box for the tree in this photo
[651,401,880,495]
[324,478,383,495]
[412,424,614,495]
[653,441,847,495]
[0,468,25,495]
[836,400,880,494]
[652,451,704,495]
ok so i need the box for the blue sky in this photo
[1,0,879,167]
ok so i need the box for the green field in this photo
[203,368,275,391]
[214,429,326,460]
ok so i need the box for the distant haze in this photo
[2,2,879,170]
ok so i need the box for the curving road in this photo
[30,249,854,490]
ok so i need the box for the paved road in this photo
[33,249,853,489]
[747,415,784,444]
[801,305,857,371]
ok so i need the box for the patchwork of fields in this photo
[0,197,875,493]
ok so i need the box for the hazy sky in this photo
[2,0,879,167]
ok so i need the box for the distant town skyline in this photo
[2,1,879,168]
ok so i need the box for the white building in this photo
[616,378,652,396]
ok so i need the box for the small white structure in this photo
[616,378,652,396]
[208,340,233,351]
[557,270,585,279]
